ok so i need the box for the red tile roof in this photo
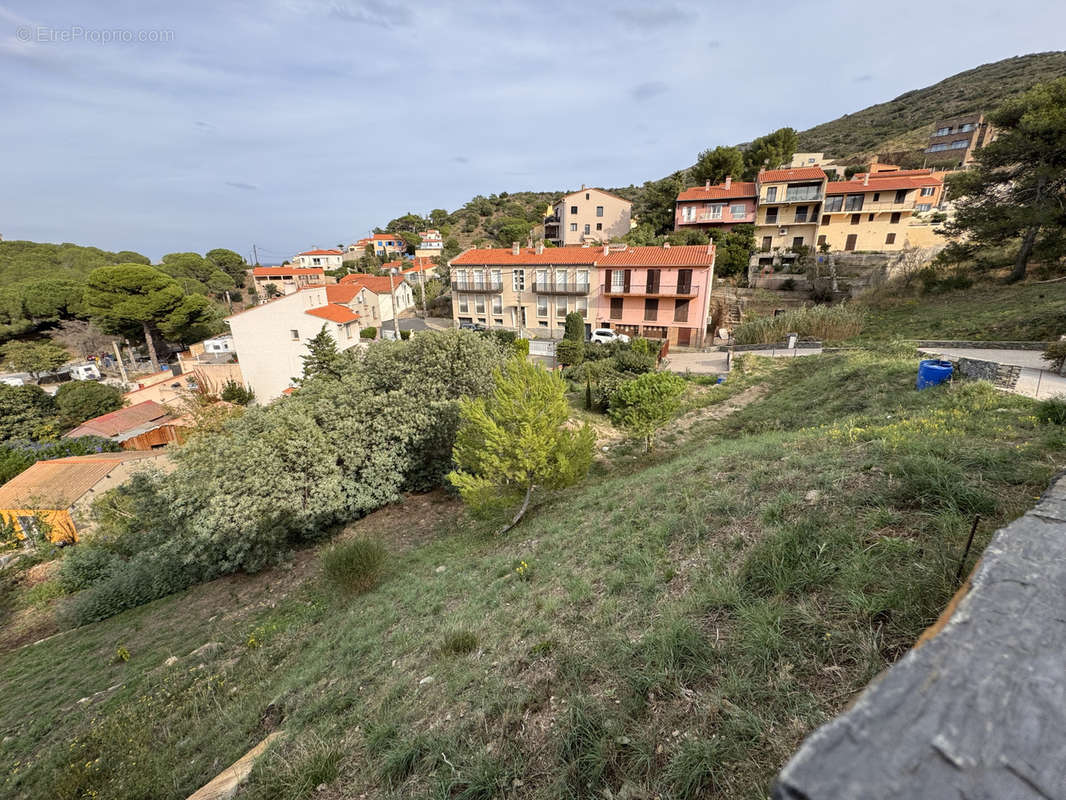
[337,273,399,293]
[825,175,943,195]
[677,181,757,202]
[403,257,438,274]
[860,168,936,178]
[325,284,361,303]
[0,451,168,509]
[758,167,827,183]
[355,234,405,245]
[452,244,714,267]
[252,266,325,277]
[297,249,343,256]
[305,305,361,323]
[65,400,174,439]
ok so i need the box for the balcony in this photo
[822,199,916,214]
[531,280,590,295]
[602,283,696,298]
[762,188,823,205]
[451,279,503,292]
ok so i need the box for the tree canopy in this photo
[692,146,744,186]
[942,77,1066,281]
[742,127,799,179]
[1,339,69,381]
[54,380,124,430]
[608,371,686,451]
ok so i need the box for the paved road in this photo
[918,346,1066,399]
[663,351,730,374]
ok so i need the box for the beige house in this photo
[226,287,364,401]
[817,172,946,252]
[753,166,828,263]
[292,248,344,269]
[544,186,632,246]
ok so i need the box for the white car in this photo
[589,328,630,344]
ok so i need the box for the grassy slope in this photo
[796,51,1066,159]
[854,280,1066,343]
[1,351,1063,800]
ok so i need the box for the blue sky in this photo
[1,1,1062,263]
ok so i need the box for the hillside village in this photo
[1,40,1065,800]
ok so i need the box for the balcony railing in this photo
[531,281,590,295]
[678,211,756,225]
[763,190,823,204]
[603,283,696,297]
[451,280,503,292]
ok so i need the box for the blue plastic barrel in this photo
[916,359,953,390]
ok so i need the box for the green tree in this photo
[608,371,686,451]
[205,248,248,285]
[264,282,280,299]
[220,380,255,405]
[743,127,799,179]
[563,311,585,342]
[491,217,533,247]
[716,223,756,278]
[0,383,57,440]
[942,77,1066,282]
[301,325,347,380]
[635,173,687,235]
[54,380,123,430]
[555,339,584,366]
[692,145,744,187]
[1,340,69,381]
[449,358,594,534]
[84,264,211,371]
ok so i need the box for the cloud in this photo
[451,155,469,164]
[225,181,258,191]
[327,0,412,28]
[854,74,873,82]
[195,120,214,129]
[630,81,667,102]
[613,5,694,28]
[707,39,721,49]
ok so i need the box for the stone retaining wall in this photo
[955,356,1022,390]
[917,340,1051,351]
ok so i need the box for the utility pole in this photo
[418,265,427,318]
[112,341,129,387]
[252,244,259,266]
[388,267,401,340]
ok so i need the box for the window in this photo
[491,269,502,288]
[537,296,548,316]
[474,270,485,289]
[950,140,968,149]
[492,296,502,314]
[890,212,901,224]
[585,193,590,200]
[596,205,604,217]
[677,269,693,294]
[928,143,949,153]
[539,321,548,328]
[916,203,932,212]
[673,298,689,322]
[817,234,827,247]
[569,223,578,232]
[570,205,578,214]
[794,206,808,223]
[557,297,567,318]
[475,296,485,314]
[610,297,623,319]
[850,214,860,225]
[682,205,696,222]
[844,194,864,211]
[290,329,299,340]
[596,222,602,231]
[868,214,874,222]
[959,123,974,132]
[645,269,660,293]
[765,207,778,224]
[576,297,588,317]
[555,268,567,288]
[731,203,746,218]
[885,233,896,245]
[821,215,830,225]
[458,296,468,313]
[346,323,353,340]
[845,234,857,251]
[765,186,777,202]
[761,236,773,251]
[824,195,843,212]
[872,193,880,202]
[936,126,951,136]
[583,224,590,235]
[644,298,658,321]
[494,319,503,326]
[706,204,723,220]
[920,187,935,197]
[894,189,907,204]
[611,270,625,292]
[792,236,804,249]
[576,270,589,290]
[785,184,821,202]
[512,269,525,291]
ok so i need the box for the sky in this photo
[1,1,1063,263]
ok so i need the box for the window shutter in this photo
[623,270,631,292]
[604,269,611,291]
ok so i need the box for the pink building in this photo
[674,177,757,233]
[595,244,715,347]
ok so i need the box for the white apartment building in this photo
[292,248,344,269]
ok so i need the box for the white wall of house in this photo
[226,289,362,402]
[293,252,343,269]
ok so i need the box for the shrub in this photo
[490,329,517,347]
[320,538,387,595]
[399,329,411,340]
[1036,397,1066,425]
[556,339,584,367]
[60,553,198,627]
[512,338,530,358]
[440,629,479,655]
[780,277,797,291]
[732,304,864,345]
[1043,341,1066,372]
[58,545,120,592]
[54,381,123,429]
[808,284,835,304]
[614,348,657,374]
[564,312,585,342]
[608,371,687,450]
[360,326,377,339]
[220,380,254,405]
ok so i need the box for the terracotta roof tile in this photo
[297,249,343,256]
[758,167,827,183]
[305,305,361,323]
[452,245,714,267]
[252,266,325,277]
[325,284,361,303]
[337,273,398,293]
[65,401,174,440]
[600,245,715,267]
[825,175,943,194]
[0,452,169,509]
[677,181,758,202]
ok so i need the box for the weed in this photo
[440,629,478,656]
[243,736,341,800]
[1036,397,1066,425]
[320,538,387,595]
[665,738,726,800]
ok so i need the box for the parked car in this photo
[458,322,486,332]
[589,328,630,344]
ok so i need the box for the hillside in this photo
[796,51,1066,161]
[1,348,1061,799]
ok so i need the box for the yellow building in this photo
[817,172,945,252]
[0,452,170,543]
[544,186,632,246]
[754,167,828,261]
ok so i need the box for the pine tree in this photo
[301,325,346,380]
[449,358,594,534]
[608,371,686,451]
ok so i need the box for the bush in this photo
[780,278,797,291]
[490,329,517,347]
[512,338,530,358]
[60,553,198,627]
[1036,397,1066,425]
[564,312,585,342]
[360,327,377,339]
[58,545,121,592]
[808,284,835,304]
[1043,341,1066,372]
[220,380,254,405]
[555,339,584,367]
[614,348,657,374]
[732,304,864,345]
[54,381,123,429]
[321,538,387,595]
[399,329,411,340]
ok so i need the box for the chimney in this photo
[536,242,544,255]
[724,175,732,189]
[603,243,609,256]
[707,238,714,254]
[581,183,586,190]
[512,241,520,255]
[705,180,711,190]
[759,166,765,175]
[663,242,671,249]
[863,173,870,186]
